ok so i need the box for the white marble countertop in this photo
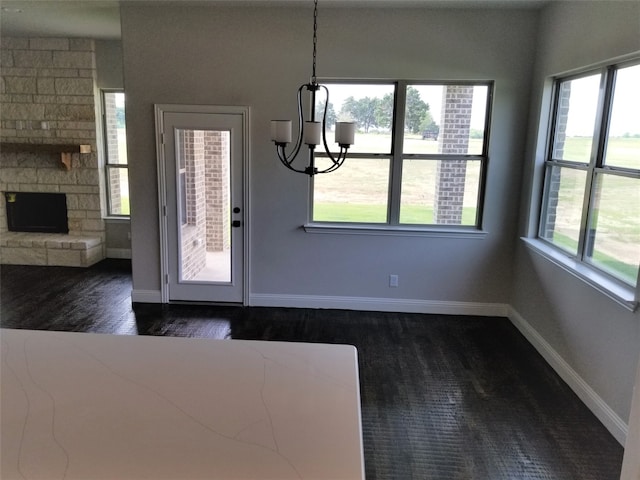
[1,329,365,479]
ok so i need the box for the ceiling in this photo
[0,0,550,39]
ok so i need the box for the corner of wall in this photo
[507,305,628,445]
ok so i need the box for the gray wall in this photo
[513,0,640,433]
[95,40,123,90]
[120,5,538,302]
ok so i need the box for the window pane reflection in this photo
[586,173,640,284]
[400,159,480,225]
[604,64,640,169]
[313,157,390,223]
[539,165,587,255]
[552,74,601,163]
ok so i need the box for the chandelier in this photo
[270,0,355,176]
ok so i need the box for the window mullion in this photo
[579,68,614,260]
[388,81,405,225]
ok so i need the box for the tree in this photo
[375,93,394,131]
[404,87,428,134]
[116,107,126,129]
[340,96,379,133]
[419,110,437,131]
[315,99,336,128]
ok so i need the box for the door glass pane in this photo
[403,85,488,155]
[585,173,640,285]
[604,64,640,169]
[400,159,480,225]
[175,129,231,283]
[539,165,587,255]
[318,83,395,154]
[313,157,389,223]
[552,74,601,163]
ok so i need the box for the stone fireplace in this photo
[0,37,105,267]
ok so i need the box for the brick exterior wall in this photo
[204,131,230,252]
[104,92,122,214]
[178,129,207,281]
[540,82,572,239]
[0,37,105,260]
[434,85,474,225]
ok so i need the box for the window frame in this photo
[308,79,493,234]
[101,89,129,218]
[538,60,640,291]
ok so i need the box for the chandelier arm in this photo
[319,85,335,160]
[317,84,348,170]
[278,84,308,168]
[315,148,347,174]
[327,149,348,171]
[276,144,308,174]
[290,84,307,163]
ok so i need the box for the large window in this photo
[539,62,640,287]
[312,81,492,229]
[103,91,129,216]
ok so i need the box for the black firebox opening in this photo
[5,192,69,234]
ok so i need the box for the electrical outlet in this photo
[389,274,399,287]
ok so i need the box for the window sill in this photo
[521,237,638,312]
[303,223,488,238]
[104,216,130,222]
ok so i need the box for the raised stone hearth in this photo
[0,232,103,267]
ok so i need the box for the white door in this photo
[156,106,248,303]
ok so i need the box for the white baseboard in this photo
[508,306,628,445]
[249,293,509,317]
[106,248,132,259]
[131,289,162,303]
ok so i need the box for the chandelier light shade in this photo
[270,0,355,176]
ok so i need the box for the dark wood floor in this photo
[1,259,624,479]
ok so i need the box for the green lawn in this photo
[314,203,477,224]
[547,136,639,282]
[561,136,639,169]
[313,133,639,282]
[547,231,639,285]
[313,134,481,226]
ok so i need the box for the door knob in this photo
[232,220,241,228]
[233,207,241,213]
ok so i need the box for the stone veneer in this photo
[0,37,105,266]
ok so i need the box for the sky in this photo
[319,63,640,137]
[561,64,639,137]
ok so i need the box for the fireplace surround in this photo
[5,192,69,234]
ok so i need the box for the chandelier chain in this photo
[312,0,318,84]
[270,0,353,175]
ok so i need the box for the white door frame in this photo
[154,104,250,304]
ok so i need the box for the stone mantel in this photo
[1,143,92,170]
